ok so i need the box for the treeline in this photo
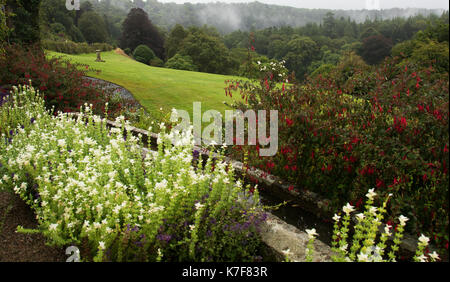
[37,0,449,80]
[224,11,450,79]
[99,0,445,34]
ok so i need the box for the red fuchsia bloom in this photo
[407,89,410,96]
[284,165,290,171]
[285,117,294,127]
[282,83,285,91]
[264,79,269,91]
[418,104,424,112]
[351,137,359,144]
[291,165,298,171]
[423,174,428,182]
[376,178,384,188]
[288,185,294,192]
[266,162,275,169]
[444,144,449,153]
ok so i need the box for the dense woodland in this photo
[29,0,448,80]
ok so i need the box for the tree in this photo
[360,34,393,65]
[164,54,198,71]
[78,11,109,44]
[0,0,11,46]
[5,0,41,44]
[164,24,188,59]
[323,12,336,38]
[120,8,165,59]
[133,44,156,65]
[283,36,318,80]
[178,29,238,74]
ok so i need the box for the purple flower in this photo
[193,150,200,160]
[156,234,172,243]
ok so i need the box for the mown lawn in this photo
[46,50,244,118]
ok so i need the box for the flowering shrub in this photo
[0,85,266,262]
[0,44,124,116]
[304,189,441,262]
[226,56,449,252]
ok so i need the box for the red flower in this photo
[285,117,294,127]
[376,178,384,188]
[288,185,294,192]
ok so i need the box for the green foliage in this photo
[5,0,41,44]
[164,24,189,59]
[283,36,319,80]
[0,0,11,52]
[164,54,198,72]
[133,44,156,65]
[178,28,238,75]
[227,56,449,252]
[0,44,124,116]
[360,35,393,65]
[78,11,109,44]
[120,7,165,59]
[42,40,113,55]
[0,86,266,262]
[149,57,164,67]
[309,64,335,79]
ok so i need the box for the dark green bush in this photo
[133,45,156,65]
[149,57,164,67]
[42,40,113,54]
[164,54,198,71]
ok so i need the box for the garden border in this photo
[69,112,445,261]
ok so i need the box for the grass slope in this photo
[46,50,243,118]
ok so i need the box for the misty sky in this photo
[155,0,449,10]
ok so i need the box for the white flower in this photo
[305,228,318,239]
[49,223,58,231]
[342,203,355,215]
[357,252,369,262]
[194,202,204,210]
[57,139,66,147]
[398,215,409,226]
[356,213,365,221]
[384,225,392,236]
[332,214,341,222]
[99,241,105,250]
[366,188,376,200]
[418,234,430,245]
[416,254,427,262]
[369,206,378,216]
[281,248,292,258]
[429,251,440,261]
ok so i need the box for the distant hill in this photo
[101,0,447,33]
